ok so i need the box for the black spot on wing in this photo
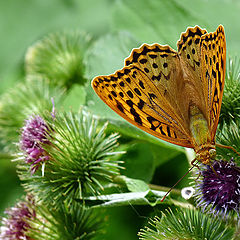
[212,69,216,78]
[144,68,149,73]
[127,90,134,98]
[152,74,161,81]
[111,91,117,97]
[148,93,157,100]
[147,116,160,131]
[134,88,141,96]
[149,54,157,59]
[163,62,168,68]
[137,99,144,110]
[116,102,124,113]
[126,44,175,64]
[139,58,147,64]
[139,80,145,89]
[130,107,142,125]
[126,99,134,107]
[126,78,131,83]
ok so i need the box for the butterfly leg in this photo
[216,143,240,156]
[190,158,202,181]
[210,164,220,178]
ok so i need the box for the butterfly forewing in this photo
[92,63,193,148]
[124,44,191,134]
[125,44,194,135]
[200,25,226,140]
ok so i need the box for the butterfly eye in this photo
[209,149,216,159]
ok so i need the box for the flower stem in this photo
[148,183,181,196]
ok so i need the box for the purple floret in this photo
[20,115,50,173]
[195,159,240,216]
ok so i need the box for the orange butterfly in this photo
[92,25,226,166]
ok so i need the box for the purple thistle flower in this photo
[195,159,240,217]
[0,199,36,240]
[20,115,50,173]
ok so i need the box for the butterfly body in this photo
[189,105,215,164]
[92,25,226,165]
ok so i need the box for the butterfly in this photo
[92,25,226,166]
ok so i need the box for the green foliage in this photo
[83,190,166,208]
[1,0,240,239]
[28,203,105,240]
[139,208,234,240]
[112,0,205,46]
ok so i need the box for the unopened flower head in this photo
[20,115,51,173]
[195,159,240,217]
[0,198,35,240]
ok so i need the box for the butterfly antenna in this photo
[216,143,240,156]
[161,164,196,202]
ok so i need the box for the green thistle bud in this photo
[0,78,63,153]
[216,120,240,162]
[0,195,104,240]
[25,31,91,89]
[219,57,240,127]
[17,110,123,209]
[138,208,234,240]
[28,203,105,240]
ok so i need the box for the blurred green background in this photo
[0,0,239,239]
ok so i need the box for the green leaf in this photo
[85,31,139,80]
[112,0,206,47]
[179,0,240,55]
[112,0,240,56]
[120,142,155,183]
[151,144,183,168]
[106,118,184,152]
[114,175,149,192]
[62,84,86,111]
[81,190,165,208]
[105,120,185,183]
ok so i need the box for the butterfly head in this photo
[196,147,216,165]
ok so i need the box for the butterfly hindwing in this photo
[200,25,226,140]
[177,26,207,68]
[177,26,209,122]
[92,62,193,148]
